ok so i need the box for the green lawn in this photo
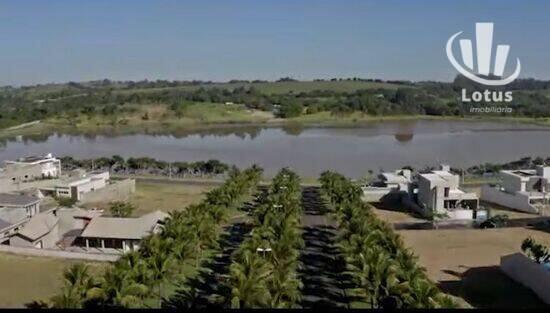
[0,253,105,308]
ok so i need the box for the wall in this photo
[500,253,550,305]
[501,172,523,193]
[0,244,119,262]
[481,186,538,213]
[79,179,136,204]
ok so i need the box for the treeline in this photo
[2,75,550,129]
[229,168,303,308]
[60,156,231,177]
[319,171,458,308]
[463,156,550,176]
[46,166,263,308]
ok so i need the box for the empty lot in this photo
[399,227,550,308]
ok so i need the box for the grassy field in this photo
[0,254,105,308]
[82,180,217,216]
[399,227,550,308]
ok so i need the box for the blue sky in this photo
[0,0,548,86]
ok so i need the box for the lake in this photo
[2,120,550,178]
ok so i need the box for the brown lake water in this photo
[2,120,550,178]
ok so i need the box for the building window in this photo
[444,187,450,197]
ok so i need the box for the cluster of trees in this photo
[60,156,231,177]
[48,166,263,308]
[229,168,303,308]
[521,237,550,264]
[319,171,458,309]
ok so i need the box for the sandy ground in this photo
[398,227,550,308]
[372,207,424,224]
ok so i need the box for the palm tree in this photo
[145,235,175,308]
[51,263,97,308]
[87,266,149,308]
[230,250,272,308]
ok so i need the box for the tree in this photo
[109,201,135,218]
[51,264,97,308]
[230,250,273,308]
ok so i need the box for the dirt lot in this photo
[398,227,550,308]
[0,253,105,308]
[372,207,424,224]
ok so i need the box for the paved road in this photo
[299,186,352,308]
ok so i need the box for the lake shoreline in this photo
[1,114,550,139]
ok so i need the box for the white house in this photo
[3,153,61,182]
[416,165,481,220]
[481,165,550,214]
[362,169,413,202]
[54,170,110,200]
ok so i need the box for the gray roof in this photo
[0,193,40,207]
[80,210,168,240]
[17,212,59,241]
[0,218,12,230]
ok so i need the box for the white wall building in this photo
[3,153,61,182]
[417,165,481,220]
[481,165,550,214]
[55,171,110,201]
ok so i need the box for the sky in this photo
[0,0,548,86]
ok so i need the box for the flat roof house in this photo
[3,153,61,182]
[481,165,550,214]
[79,210,168,252]
[362,169,413,202]
[417,165,480,220]
[55,171,109,201]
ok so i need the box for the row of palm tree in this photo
[319,171,458,309]
[49,165,263,309]
[229,168,304,308]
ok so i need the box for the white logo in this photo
[446,23,520,86]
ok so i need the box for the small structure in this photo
[481,166,550,214]
[79,210,168,252]
[54,171,110,201]
[2,153,61,182]
[417,165,480,220]
[362,169,413,202]
[10,211,59,249]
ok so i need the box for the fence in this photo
[0,244,119,262]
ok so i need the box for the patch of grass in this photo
[0,253,105,308]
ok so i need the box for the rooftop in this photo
[0,193,40,207]
[80,210,168,240]
[17,211,58,241]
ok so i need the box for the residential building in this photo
[481,165,550,214]
[417,165,480,220]
[79,210,168,252]
[0,193,41,243]
[0,193,41,217]
[2,153,61,182]
[10,211,59,249]
[362,168,413,202]
[54,171,110,201]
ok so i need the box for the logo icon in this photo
[446,23,520,86]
